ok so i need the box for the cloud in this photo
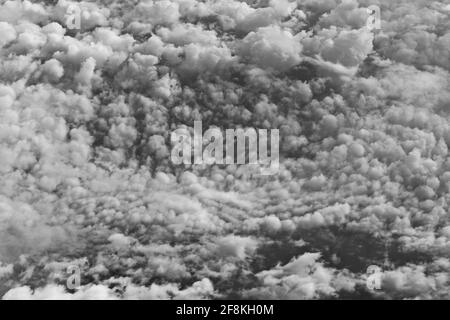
[1,0,450,300]
[239,25,304,71]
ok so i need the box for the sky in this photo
[1,0,450,299]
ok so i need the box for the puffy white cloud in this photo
[0,196,70,262]
[215,235,258,260]
[75,57,96,85]
[320,28,374,67]
[0,85,15,109]
[128,0,180,26]
[243,253,355,299]
[0,22,16,48]
[239,25,304,71]
[3,284,117,300]
[1,0,450,301]
[0,0,48,24]
[42,58,64,82]
[124,278,216,300]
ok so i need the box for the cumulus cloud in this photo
[1,0,450,300]
[239,25,304,71]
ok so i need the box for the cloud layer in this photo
[1,0,450,300]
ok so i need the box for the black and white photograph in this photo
[0,0,450,305]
